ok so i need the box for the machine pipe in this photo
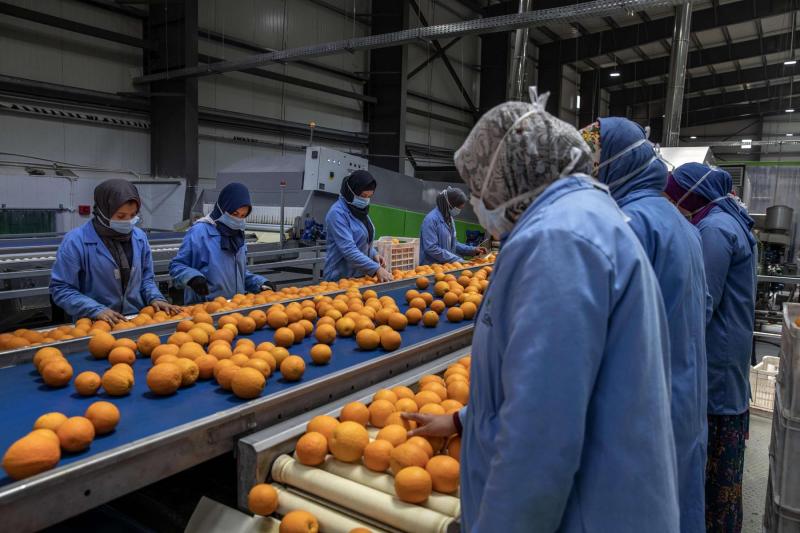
[663,1,693,147]
[508,0,533,101]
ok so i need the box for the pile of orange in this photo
[2,401,122,480]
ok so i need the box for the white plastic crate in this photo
[781,303,800,417]
[752,356,781,413]
[374,236,419,272]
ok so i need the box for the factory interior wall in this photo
[369,203,483,243]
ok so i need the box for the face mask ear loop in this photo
[560,146,585,178]
[676,169,713,208]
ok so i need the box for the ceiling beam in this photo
[538,0,794,66]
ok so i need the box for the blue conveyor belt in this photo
[0,285,472,487]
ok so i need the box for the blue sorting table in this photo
[0,285,472,487]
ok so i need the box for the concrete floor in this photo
[744,412,772,533]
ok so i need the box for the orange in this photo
[174,358,200,387]
[237,317,257,335]
[374,308,393,326]
[390,442,429,474]
[416,277,429,289]
[430,300,446,314]
[419,403,446,416]
[376,424,407,447]
[150,343,180,363]
[146,363,182,395]
[420,374,445,387]
[329,421,369,463]
[287,322,306,343]
[74,371,102,396]
[231,367,266,399]
[187,327,209,346]
[280,355,305,381]
[362,289,378,300]
[426,455,460,493]
[447,381,469,405]
[440,399,464,412]
[391,386,415,401]
[267,310,289,329]
[222,323,239,336]
[384,412,415,431]
[248,310,268,329]
[102,369,133,396]
[279,510,319,533]
[317,316,336,329]
[192,312,214,325]
[178,341,205,361]
[252,351,277,373]
[355,329,380,350]
[414,390,441,409]
[387,313,408,331]
[57,416,95,452]
[457,355,471,369]
[460,302,477,320]
[257,341,276,352]
[215,365,241,391]
[446,306,464,323]
[30,428,61,447]
[210,328,235,344]
[84,401,120,435]
[373,389,398,405]
[195,354,219,380]
[409,297,427,311]
[379,330,402,351]
[447,435,461,462]
[405,289,420,303]
[233,343,255,357]
[422,382,448,401]
[243,358,270,377]
[33,347,63,371]
[136,333,161,356]
[274,327,295,348]
[340,402,370,426]
[314,324,337,345]
[2,432,60,480]
[295,431,328,466]
[110,363,134,378]
[42,359,73,388]
[309,344,332,365]
[422,311,439,327]
[407,436,435,458]
[307,416,339,445]
[230,353,250,366]
[33,412,67,432]
[176,319,195,333]
[363,439,394,472]
[108,346,136,366]
[88,332,116,359]
[155,354,179,366]
[248,483,279,516]
[394,466,432,503]
[112,338,137,352]
[218,315,238,329]
[335,317,356,337]
[271,347,290,366]
[208,343,233,360]
[443,291,460,307]
[368,400,396,428]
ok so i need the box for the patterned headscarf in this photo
[579,121,601,175]
[454,89,592,224]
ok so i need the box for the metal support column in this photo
[146,1,199,220]
[479,2,513,114]
[366,0,408,173]
[662,1,693,147]
[578,70,601,127]
[508,0,532,101]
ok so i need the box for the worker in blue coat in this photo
[170,182,274,305]
[665,163,757,533]
[323,170,392,282]
[419,187,486,265]
[406,90,679,533]
[50,179,179,323]
[579,117,709,533]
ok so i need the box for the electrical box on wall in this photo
[303,146,368,195]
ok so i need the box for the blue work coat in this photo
[460,175,679,533]
[599,117,709,533]
[169,221,266,304]
[323,198,379,281]
[698,207,757,415]
[49,221,165,319]
[419,208,476,265]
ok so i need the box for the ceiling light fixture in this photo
[788,133,795,137]
[609,71,621,78]
[786,59,797,66]
[787,108,796,113]
[690,136,697,139]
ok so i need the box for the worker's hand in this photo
[260,281,277,292]
[375,267,394,283]
[403,412,458,438]
[475,246,488,255]
[376,254,387,268]
[187,276,210,296]
[95,308,126,325]
[150,299,181,316]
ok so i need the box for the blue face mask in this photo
[108,216,140,235]
[218,211,247,231]
[351,196,370,209]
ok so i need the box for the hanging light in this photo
[787,133,795,137]
[787,108,796,113]
[609,71,621,78]
[690,136,697,139]
[786,59,798,66]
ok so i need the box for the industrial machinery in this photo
[0,265,487,531]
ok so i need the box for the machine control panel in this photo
[303,146,368,194]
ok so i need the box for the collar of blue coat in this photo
[598,117,667,201]
[431,207,454,228]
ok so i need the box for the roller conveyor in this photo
[0,270,486,531]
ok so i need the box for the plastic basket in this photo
[374,237,419,272]
[753,356,781,413]
[765,473,800,533]
[768,387,800,517]
[780,303,800,417]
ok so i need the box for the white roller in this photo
[274,483,389,533]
